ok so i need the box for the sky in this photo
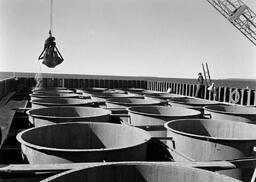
[0,0,255,79]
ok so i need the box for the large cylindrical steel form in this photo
[169,97,218,114]
[143,91,186,100]
[27,107,112,127]
[128,106,201,138]
[30,93,86,101]
[142,90,163,94]
[164,119,256,181]
[127,88,145,93]
[85,88,126,95]
[92,93,144,99]
[17,122,151,164]
[89,97,106,107]
[106,98,167,108]
[41,163,240,182]
[31,98,96,109]
[33,89,74,94]
[84,87,109,93]
[99,89,126,94]
[204,105,256,123]
[32,87,72,92]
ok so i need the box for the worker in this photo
[38,30,64,68]
[195,72,204,98]
[34,73,44,88]
[207,82,218,101]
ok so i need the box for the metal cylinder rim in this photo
[128,106,201,118]
[204,105,256,116]
[33,90,74,94]
[31,98,92,106]
[164,118,256,141]
[32,87,70,91]
[106,98,164,106]
[30,93,84,99]
[16,122,151,152]
[127,88,145,92]
[93,93,144,99]
[27,106,112,119]
[41,162,241,182]
[169,97,218,106]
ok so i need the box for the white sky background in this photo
[0,0,255,79]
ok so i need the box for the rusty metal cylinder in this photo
[128,106,201,138]
[41,163,240,182]
[27,107,112,127]
[17,122,151,164]
[106,98,167,108]
[31,98,96,109]
[204,105,256,123]
[164,119,256,181]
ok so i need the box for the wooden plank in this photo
[7,129,24,138]
[0,92,15,106]
[0,100,28,149]
[229,157,256,169]
[1,145,20,151]
[0,108,15,148]
[0,161,236,174]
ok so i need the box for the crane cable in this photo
[50,0,53,35]
[38,0,63,69]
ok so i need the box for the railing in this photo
[147,80,256,106]
[16,77,148,90]
[4,73,255,106]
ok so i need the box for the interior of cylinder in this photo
[128,88,144,92]
[33,90,73,93]
[129,106,200,117]
[85,88,108,92]
[151,93,175,97]
[170,97,216,105]
[33,87,70,91]
[206,105,256,115]
[108,98,160,105]
[94,93,142,98]
[142,90,162,94]
[90,97,106,102]
[20,123,149,150]
[167,119,256,139]
[44,164,238,182]
[93,93,126,97]
[104,90,126,94]
[32,98,89,105]
[29,107,110,118]
[32,93,77,97]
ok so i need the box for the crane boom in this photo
[206,0,256,46]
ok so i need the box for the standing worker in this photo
[196,72,204,98]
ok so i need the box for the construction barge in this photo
[0,72,255,182]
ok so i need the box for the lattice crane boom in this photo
[207,0,256,46]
